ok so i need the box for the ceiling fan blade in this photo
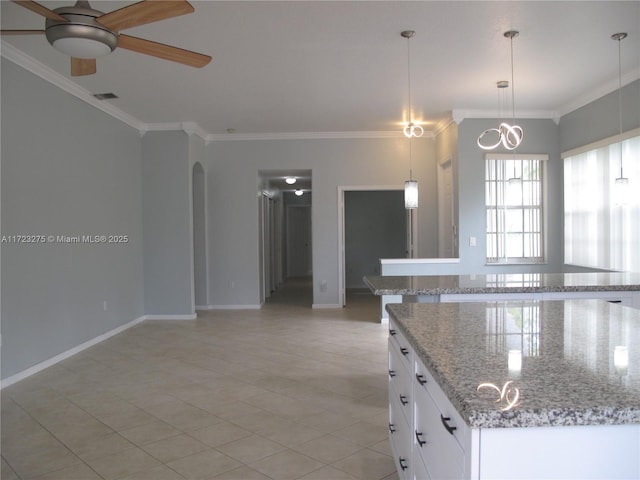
[11,1,67,22]
[0,29,45,35]
[97,0,194,32]
[71,57,97,76]
[118,34,211,68]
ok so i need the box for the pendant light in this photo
[612,32,629,205]
[402,30,419,209]
[402,30,423,139]
[478,30,524,151]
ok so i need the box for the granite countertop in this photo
[387,299,640,429]
[365,272,640,295]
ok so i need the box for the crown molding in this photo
[556,67,640,119]
[141,121,208,141]
[8,41,634,142]
[1,47,433,142]
[452,108,560,123]
[1,41,143,131]
[204,130,435,142]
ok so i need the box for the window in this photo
[563,133,640,272]
[485,154,547,264]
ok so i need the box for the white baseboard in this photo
[142,314,197,320]
[312,303,342,309]
[206,305,262,310]
[1,314,146,389]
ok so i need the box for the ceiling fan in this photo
[1,0,211,76]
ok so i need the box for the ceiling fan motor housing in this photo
[45,4,117,58]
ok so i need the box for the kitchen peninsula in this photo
[386,299,640,479]
[364,272,640,322]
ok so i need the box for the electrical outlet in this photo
[320,281,327,292]
[469,236,477,247]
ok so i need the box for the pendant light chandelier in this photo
[478,30,524,151]
[401,30,419,209]
[612,32,629,205]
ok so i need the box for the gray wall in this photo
[1,59,144,379]
[142,131,193,316]
[345,190,406,288]
[456,118,564,273]
[207,136,438,307]
[560,80,640,152]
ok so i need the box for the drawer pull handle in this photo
[440,414,457,435]
[415,373,427,385]
[415,430,427,447]
[389,423,396,433]
[400,347,409,356]
[399,457,408,471]
[389,370,396,378]
[390,329,397,336]
[399,394,408,406]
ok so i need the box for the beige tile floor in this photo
[1,279,399,480]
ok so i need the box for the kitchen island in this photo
[365,272,640,322]
[386,299,640,479]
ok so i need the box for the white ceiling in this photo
[2,1,639,137]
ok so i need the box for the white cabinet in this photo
[388,319,412,479]
[413,358,469,480]
[388,323,640,480]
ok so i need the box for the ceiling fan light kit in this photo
[45,4,117,58]
[2,0,211,76]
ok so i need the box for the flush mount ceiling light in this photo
[285,177,297,185]
[478,30,524,151]
[612,32,629,205]
[401,30,420,209]
[401,30,423,139]
[294,189,304,196]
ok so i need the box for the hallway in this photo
[1,282,396,480]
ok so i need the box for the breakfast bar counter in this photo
[385,299,640,479]
[365,272,640,322]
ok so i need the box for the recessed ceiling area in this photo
[2,1,639,136]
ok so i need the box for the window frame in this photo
[485,153,548,265]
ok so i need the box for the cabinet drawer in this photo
[389,319,412,370]
[414,385,465,480]
[414,357,469,450]
[389,391,411,479]
[389,340,412,423]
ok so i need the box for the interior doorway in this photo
[286,205,312,277]
[338,186,411,307]
[258,170,313,307]
[192,162,207,309]
[438,157,455,257]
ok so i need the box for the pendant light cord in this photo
[617,35,624,178]
[407,33,413,130]
[406,32,413,180]
[510,34,516,128]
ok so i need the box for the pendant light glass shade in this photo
[614,176,629,205]
[404,180,418,209]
